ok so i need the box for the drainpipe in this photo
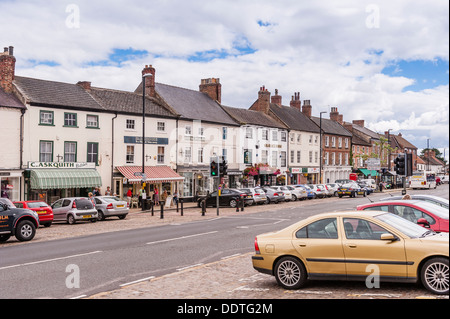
[19,108,25,200]
[111,112,118,193]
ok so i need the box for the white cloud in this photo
[1,0,448,149]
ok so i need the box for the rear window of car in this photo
[102,197,121,203]
[74,198,94,209]
[27,202,49,208]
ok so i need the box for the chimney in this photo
[271,89,282,106]
[142,65,156,98]
[330,106,343,124]
[250,85,271,114]
[199,78,221,103]
[76,81,91,91]
[343,123,353,132]
[301,99,312,118]
[0,45,16,93]
[352,120,365,127]
[290,92,301,111]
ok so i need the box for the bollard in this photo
[236,198,239,212]
[160,201,164,219]
[201,199,206,216]
[241,196,245,212]
[151,200,154,216]
[176,198,179,213]
[180,198,184,216]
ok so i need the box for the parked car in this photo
[287,185,307,201]
[356,181,374,195]
[307,184,327,198]
[357,200,449,233]
[326,183,341,197]
[252,210,449,295]
[13,200,53,227]
[239,188,267,205]
[0,198,39,242]
[197,189,252,208]
[51,197,98,224]
[296,185,315,199]
[259,187,285,204]
[270,186,292,201]
[380,194,449,209]
[337,182,366,198]
[94,196,129,220]
[335,179,353,185]
[361,178,377,190]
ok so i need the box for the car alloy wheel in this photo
[421,257,449,295]
[274,257,307,290]
[15,220,36,242]
[229,199,237,208]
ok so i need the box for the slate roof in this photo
[389,133,417,150]
[88,87,178,118]
[222,106,287,129]
[0,87,25,109]
[269,104,320,133]
[311,116,352,137]
[136,82,239,126]
[14,76,102,110]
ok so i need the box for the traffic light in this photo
[210,160,219,177]
[405,153,413,176]
[394,153,405,176]
[220,159,228,176]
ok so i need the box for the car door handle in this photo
[298,242,307,247]
[346,243,357,248]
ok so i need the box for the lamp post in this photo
[141,73,153,211]
[319,111,327,184]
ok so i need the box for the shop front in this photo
[176,165,210,201]
[24,162,102,204]
[0,170,22,201]
[289,167,319,184]
[116,165,184,203]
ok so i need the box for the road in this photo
[0,187,448,299]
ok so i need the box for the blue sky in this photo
[1,0,448,157]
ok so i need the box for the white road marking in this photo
[146,231,218,245]
[119,276,155,287]
[176,263,204,271]
[0,250,102,270]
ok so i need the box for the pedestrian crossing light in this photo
[394,153,406,176]
[220,159,228,176]
[210,160,219,177]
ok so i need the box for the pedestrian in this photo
[126,188,132,205]
[402,194,412,200]
[162,190,168,204]
[93,187,100,196]
[154,187,160,205]
[379,181,383,192]
[139,187,143,207]
[88,192,95,206]
[105,186,111,195]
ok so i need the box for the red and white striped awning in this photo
[116,166,184,184]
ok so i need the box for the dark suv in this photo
[0,198,40,242]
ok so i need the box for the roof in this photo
[136,82,239,126]
[390,133,417,150]
[311,117,352,137]
[351,123,380,140]
[14,76,102,110]
[222,106,287,129]
[0,87,25,109]
[268,104,320,133]
[88,87,178,118]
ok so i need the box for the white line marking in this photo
[146,231,218,245]
[119,276,155,287]
[0,250,102,271]
[70,295,87,299]
[221,253,241,260]
[176,263,203,271]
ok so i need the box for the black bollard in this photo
[160,201,164,219]
[180,198,184,216]
[151,200,154,216]
[201,200,206,216]
[236,198,239,212]
[241,196,244,212]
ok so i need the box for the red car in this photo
[357,200,449,233]
[13,200,54,227]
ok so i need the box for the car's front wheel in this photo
[421,257,449,295]
[15,220,36,242]
[274,257,307,290]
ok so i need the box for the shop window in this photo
[87,142,98,165]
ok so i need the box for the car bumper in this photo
[75,211,98,220]
[104,208,129,216]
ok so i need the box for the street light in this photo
[319,111,327,184]
[141,73,153,211]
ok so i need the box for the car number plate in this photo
[37,211,46,214]
[83,215,92,218]
[117,205,124,208]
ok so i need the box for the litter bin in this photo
[143,199,152,210]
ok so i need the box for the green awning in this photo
[358,168,379,177]
[30,169,102,190]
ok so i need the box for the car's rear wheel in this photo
[229,199,237,208]
[67,214,76,225]
[274,257,307,290]
[421,257,449,295]
[15,220,36,242]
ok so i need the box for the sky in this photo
[1,0,448,160]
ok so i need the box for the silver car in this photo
[270,186,292,201]
[287,185,307,200]
[94,196,129,220]
[239,188,267,205]
[307,184,327,198]
[51,197,98,224]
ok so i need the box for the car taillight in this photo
[274,193,279,196]
[254,237,260,254]
[106,203,113,209]
[72,201,76,208]
[255,193,260,196]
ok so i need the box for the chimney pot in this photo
[8,46,13,56]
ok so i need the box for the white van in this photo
[361,179,376,189]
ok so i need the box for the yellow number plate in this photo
[83,215,92,218]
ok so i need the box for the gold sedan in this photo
[252,211,449,295]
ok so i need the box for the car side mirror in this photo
[0,203,9,211]
[380,233,397,241]
[417,218,430,228]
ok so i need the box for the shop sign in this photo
[28,162,96,169]
[124,136,169,145]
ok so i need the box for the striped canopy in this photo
[116,166,184,184]
[30,169,102,190]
